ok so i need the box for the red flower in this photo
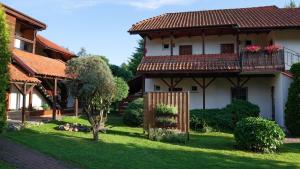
[264,45,282,54]
[244,45,261,53]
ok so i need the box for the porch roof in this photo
[36,35,76,60]
[129,6,300,34]
[13,49,67,79]
[137,54,240,74]
[9,64,41,84]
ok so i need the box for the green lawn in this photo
[2,115,300,169]
[0,161,15,169]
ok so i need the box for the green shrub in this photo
[123,98,144,126]
[285,63,300,136]
[190,101,260,132]
[148,128,187,143]
[41,103,50,110]
[224,100,260,127]
[0,6,11,132]
[190,109,228,132]
[155,104,177,115]
[234,117,285,153]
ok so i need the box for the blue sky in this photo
[1,0,299,65]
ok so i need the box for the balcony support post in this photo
[202,31,205,55]
[170,35,174,56]
[52,78,57,120]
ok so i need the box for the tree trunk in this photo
[92,126,99,141]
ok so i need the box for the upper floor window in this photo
[14,22,35,53]
[221,44,234,54]
[179,45,192,55]
[245,40,252,46]
[162,44,169,50]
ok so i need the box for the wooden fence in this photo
[144,92,190,133]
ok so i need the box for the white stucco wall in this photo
[8,85,48,110]
[272,73,293,127]
[273,30,300,70]
[145,77,274,119]
[145,33,271,56]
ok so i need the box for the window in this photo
[154,85,161,91]
[221,44,234,54]
[245,40,252,46]
[179,45,193,55]
[169,88,183,92]
[163,44,169,50]
[191,86,198,91]
[231,87,248,101]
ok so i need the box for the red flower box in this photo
[264,45,282,54]
[244,45,261,53]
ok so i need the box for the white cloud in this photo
[50,0,195,11]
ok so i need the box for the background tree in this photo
[285,63,300,136]
[66,56,116,141]
[113,77,129,102]
[0,5,11,132]
[285,0,298,8]
[110,64,133,81]
[128,39,144,76]
[77,47,87,57]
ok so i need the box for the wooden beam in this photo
[226,77,237,87]
[192,78,204,88]
[33,30,37,54]
[240,77,250,87]
[170,77,174,91]
[28,89,33,111]
[202,32,205,55]
[173,78,183,88]
[170,36,174,56]
[205,77,216,88]
[52,78,57,120]
[21,83,27,124]
[161,78,171,88]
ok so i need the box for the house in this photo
[129,6,300,127]
[3,4,77,121]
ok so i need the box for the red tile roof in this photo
[13,49,67,78]
[137,54,240,73]
[9,64,40,83]
[36,35,76,60]
[129,6,300,33]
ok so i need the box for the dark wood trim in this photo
[32,30,37,54]
[240,77,250,87]
[226,77,237,87]
[202,31,205,55]
[15,35,34,44]
[142,75,145,95]
[52,78,57,120]
[170,36,174,56]
[22,84,26,123]
[161,78,171,88]
[173,78,183,87]
[74,97,79,117]
[192,77,216,109]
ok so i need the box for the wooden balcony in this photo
[240,51,285,72]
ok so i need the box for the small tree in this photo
[110,64,133,81]
[0,5,11,132]
[285,0,297,8]
[285,63,300,136]
[66,56,116,141]
[113,77,129,102]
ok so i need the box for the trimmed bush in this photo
[123,98,144,126]
[0,5,11,132]
[234,117,285,153]
[148,128,187,143]
[285,63,300,136]
[190,100,260,132]
[224,100,260,127]
[155,104,177,116]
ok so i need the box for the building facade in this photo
[129,6,300,127]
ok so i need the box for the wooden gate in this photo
[144,92,190,133]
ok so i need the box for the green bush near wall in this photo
[0,5,11,132]
[190,100,260,132]
[285,63,300,136]
[123,98,144,126]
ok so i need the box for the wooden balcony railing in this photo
[240,50,285,72]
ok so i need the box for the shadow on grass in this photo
[3,127,300,169]
[106,129,145,139]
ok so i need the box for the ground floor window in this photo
[231,87,248,101]
[169,88,183,92]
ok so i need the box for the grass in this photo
[2,114,300,169]
[0,161,15,169]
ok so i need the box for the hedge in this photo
[123,98,144,126]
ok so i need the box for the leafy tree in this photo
[113,77,129,102]
[128,39,144,76]
[66,56,116,141]
[0,5,11,132]
[285,0,298,8]
[77,47,87,57]
[285,63,300,136]
[110,64,133,81]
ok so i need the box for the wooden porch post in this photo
[21,83,27,124]
[52,78,57,120]
[202,78,206,109]
[202,31,205,55]
[28,89,33,111]
[170,36,174,56]
[74,97,79,117]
